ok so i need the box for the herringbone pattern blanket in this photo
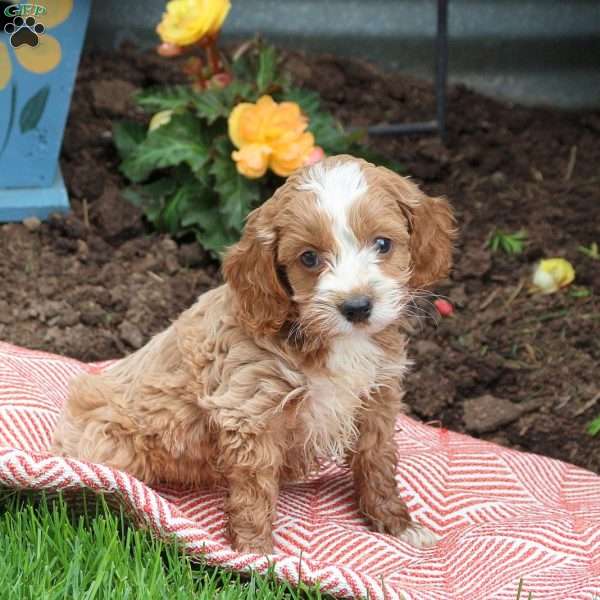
[0,342,599,599]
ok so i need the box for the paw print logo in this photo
[0,0,73,91]
[4,16,46,49]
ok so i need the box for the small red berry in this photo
[434,298,454,317]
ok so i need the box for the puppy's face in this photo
[276,161,412,338]
[223,155,455,342]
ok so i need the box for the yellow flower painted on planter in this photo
[531,258,575,294]
[228,95,315,179]
[157,0,231,47]
[0,0,73,89]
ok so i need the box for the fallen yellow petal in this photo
[148,110,173,132]
[532,258,575,294]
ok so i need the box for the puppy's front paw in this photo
[364,496,439,548]
[398,522,439,548]
[365,494,411,537]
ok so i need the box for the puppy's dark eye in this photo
[374,237,392,254]
[300,250,319,268]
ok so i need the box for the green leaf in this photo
[256,46,277,93]
[195,219,239,256]
[309,112,352,154]
[162,197,181,234]
[587,415,600,436]
[569,286,591,298]
[210,153,261,232]
[112,121,147,160]
[284,87,386,160]
[120,113,209,183]
[135,86,196,112]
[166,169,238,254]
[122,178,178,226]
[19,85,49,133]
[283,88,321,119]
[192,90,230,125]
[223,79,256,104]
[578,242,599,260]
[165,174,206,233]
[488,229,527,255]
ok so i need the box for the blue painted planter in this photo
[0,0,91,221]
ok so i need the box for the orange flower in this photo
[228,95,315,179]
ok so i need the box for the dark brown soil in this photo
[1,46,598,472]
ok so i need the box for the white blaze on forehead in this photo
[299,161,368,229]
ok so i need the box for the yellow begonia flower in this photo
[532,258,575,294]
[0,0,72,90]
[228,95,316,179]
[156,0,231,47]
[148,109,174,132]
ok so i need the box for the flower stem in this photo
[204,37,222,75]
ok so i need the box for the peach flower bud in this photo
[156,42,185,57]
[208,72,233,89]
[304,146,325,166]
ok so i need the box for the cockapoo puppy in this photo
[52,155,455,553]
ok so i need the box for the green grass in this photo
[488,229,528,255]
[578,242,599,260]
[587,414,600,436]
[0,491,327,600]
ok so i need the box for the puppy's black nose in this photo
[340,295,372,323]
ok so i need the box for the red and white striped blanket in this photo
[0,341,598,599]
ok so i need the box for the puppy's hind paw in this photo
[399,522,439,548]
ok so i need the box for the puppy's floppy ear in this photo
[408,192,456,288]
[376,166,456,288]
[222,198,292,336]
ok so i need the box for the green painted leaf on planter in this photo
[19,85,50,133]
